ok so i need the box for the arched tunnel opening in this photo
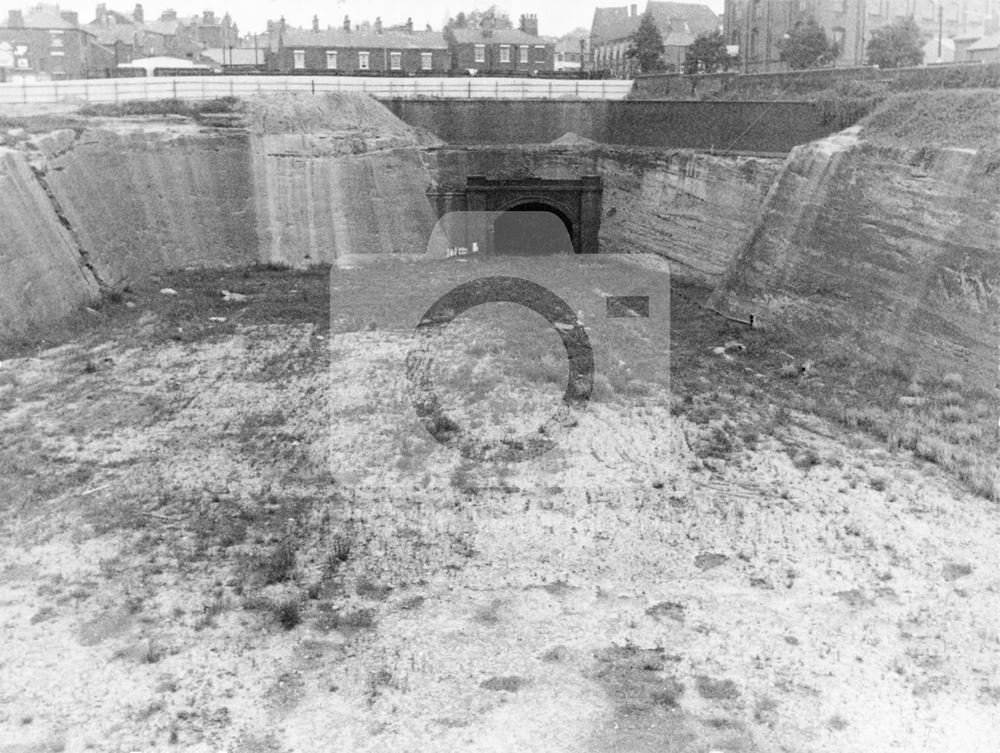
[493,203,576,256]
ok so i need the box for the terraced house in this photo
[590,2,720,76]
[271,16,449,74]
[0,5,114,79]
[447,15,555,74]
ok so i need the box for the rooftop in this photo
[591,2,718,44]
[449,27,550,45]
[277,28,449,51]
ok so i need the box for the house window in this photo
[500,44,510,63]
[831,27,845,54]
[474,44,485,62]
[519,45,528,63]
[293,49,305,69]
[50,49,64,56]
[421,51,433,70]
[390,51,402,70]
[359,51,370,69]
[326,50,337,69]
[535,44,546,60]
[49,31,64,48]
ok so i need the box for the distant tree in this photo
[683,30,737,74]
[777,18,839,69]
[627,10,665,74]
[445,5,512,31]
[867,18,924,68]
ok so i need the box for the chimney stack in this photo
[405,16,413,32]
[312,14,319,32]
[374,16,382,34]
[202,10,215,25]
[631,4,638,17]
[7,9,23,27]
[160,9,177,22]
[132,3,143,23]
[343,15,350,32]
[519,13,538,36]
[61,10,79,26]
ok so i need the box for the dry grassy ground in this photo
[1,257,998,753]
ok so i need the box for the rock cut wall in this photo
[41,125,258,284]
[709,127,1000,389]
[0,148,99,340]
[253,135,438,266]
[430,146,782,281]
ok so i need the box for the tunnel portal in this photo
[428,176,603,256]
[493,203,574,256]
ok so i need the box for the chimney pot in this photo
[343,15,350,32]
[132,3,143,23]
[312,14,319,32]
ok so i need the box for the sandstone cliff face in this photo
[253,135,438,265]
[709,127,1000,389]
[431,146,782,282]
[0,149,99,340]
[41,125,258,284]
[597,149,781,281]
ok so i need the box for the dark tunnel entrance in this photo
[493,203,575,256]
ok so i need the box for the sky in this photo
[9,0,726,38]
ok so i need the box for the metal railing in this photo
[0,75,635,105]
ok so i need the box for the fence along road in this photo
[0,75,635,105]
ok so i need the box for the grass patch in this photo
[860,89,1000,149]
[78,97,241,119]
[0,263,333,361]
[669,278,998,501]
[816,79,889,130]
[259,541,297,585]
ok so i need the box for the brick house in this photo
[0,5,114,79]
[723,0,1000,72]
[271,16,449,74]
[142,8,232,59]
[591,3,718,76]
[448,15,555,73]
[85,4,171,66]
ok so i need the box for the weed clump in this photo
[260,541,297,585]
[274,597,301,630]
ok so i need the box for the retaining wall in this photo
[0,149,99,340]
[382,99,832,153]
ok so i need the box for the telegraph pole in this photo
[938,4,943,61]
[744,0,752,72]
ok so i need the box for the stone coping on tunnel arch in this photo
[427,175,603,257]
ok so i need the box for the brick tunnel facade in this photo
[428,176,603,256]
